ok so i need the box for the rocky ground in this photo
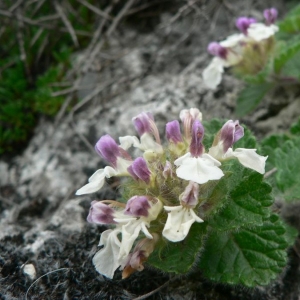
[1,0,300,299]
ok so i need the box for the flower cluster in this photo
[203,8,278,89]
[76,108,267,279]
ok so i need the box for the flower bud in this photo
[95,135,120,167]
[124,196,151,217]
[220,120,244,153]
[163,161,174,179]
[122,235,158,279]
[132,112,161,144]
[264,8,278,25]
[190,120,204,157]
[180,108,202,139]
[166,120,183,144]
[87,201,116,224]
[127,157,151,184]
[179,181,199,208]
[236,17,257,35]
[207,42,227,59]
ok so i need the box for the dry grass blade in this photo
[0,9,92,37]
[16,8,32,83]
[107,0,136,36]
[76,0,112,20]
[54,1,79,47]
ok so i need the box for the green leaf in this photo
[274,137,300,201]
[235,83,273,116]
[148,222,206,274]
[290,117,300,135]
[278,14,300,34]
[209,168,273,231]
[274,37,300,73]
[199,215,289,287]
[260,134,291,170]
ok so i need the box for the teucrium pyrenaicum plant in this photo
[76,108,296,287]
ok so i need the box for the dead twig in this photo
[9,0,24,12]
[132,279,171,300]
[54,1,79,47]
[264,168,277,179]
[107,0,136,36]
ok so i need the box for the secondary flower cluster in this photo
[76,108,267,279]
[203,8,278,89]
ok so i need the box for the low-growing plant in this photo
[202,5,300,116]
[76,108,298,287]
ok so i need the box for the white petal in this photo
[93,229,121,278]
[116,157,132,174]
[208,143,225,161]
[119,135,140,150]
[118,220,142,260]
[140,133,163,153]
[202,57,225,90]
[175,153,224,184]
[75,169,106,195]
[162,205,203,242]
[226,148,267,174]
[140,222,153,239]
[88,169,106,182]
[220,33,245,47]
[247,23,278,41]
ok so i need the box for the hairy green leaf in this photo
[274,37,300,73]
[235,83,273,116]
[148,222,206,274]
[199,215,290,287]
[279,14,300,34]
[274,137,300,201]
[209,167,272,231]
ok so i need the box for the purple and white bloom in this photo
[127,157,151,183]
[166,120,183,144]
[76,135,132,195]
[203,34,245,90]
[92,197,162,278]
[236,17,257,35]
[264,8,278,25]
[124,195,151,217]
[179,108,203,139]
[87,201,116,224]
[114,197,163,261]
[163,182,203,242]
[174,120,224,184]
[163,161,174,179]
[247,23,278,41]
[208,120,267,174]
[119,112,163,156]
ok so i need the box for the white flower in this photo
[162,205,203,242]
[202,57,225,90]
[224,148,267,174]
[247,23,278,41]
[75,157,132,195]
[219,33,245,48]
[92,199,163,278]
[174,152,224,184]
[209,144,267,174]
[92,229,122,279]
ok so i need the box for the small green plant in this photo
[0,0,97,155]
[202,6,300,116]
[76,108,297,286]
